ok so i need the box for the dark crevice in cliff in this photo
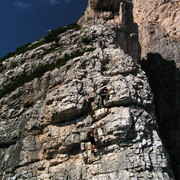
[15,159,40,171]
[0,141,17,149]
[140,53,180,179]
[115,2,141,61]
[50,100,152,129]
[105,100,153,114]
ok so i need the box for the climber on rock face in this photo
[98,85,109,108]
[87,126,96,153]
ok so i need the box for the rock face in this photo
[133,0,180,65]
[132,0,180,179]
[0,0,178,179]
[79,0,141,61]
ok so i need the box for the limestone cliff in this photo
[132,1,180,179]
[0,0,178,179]
[133,0,180,64]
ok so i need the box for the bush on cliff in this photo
[0,47,95,98]
[0,23,81,62]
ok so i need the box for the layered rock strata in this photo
[0,0,177,179]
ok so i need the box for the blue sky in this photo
[0,0,88,58]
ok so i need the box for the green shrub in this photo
[41,45,58,58]
[81,36,94,44]
[0,63,4,73]
[0,44,29,62]
[0,47,95,99]
[44,23,81,43]
[0,23,81,62]
[0,43,31,62]
[10,62,19,69]
[15,43,31,54]
[28,40,46,50]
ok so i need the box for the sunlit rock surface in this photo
[0,0,178,179]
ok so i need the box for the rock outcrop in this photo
[132,1,180,179]
[0,0,178,179]
[133,0,180,65]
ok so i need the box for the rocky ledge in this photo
[0,0,177,179]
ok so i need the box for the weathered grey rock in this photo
[0,0,177,179]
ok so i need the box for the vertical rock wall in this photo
[0,41,175,179]
[0,0,178,179]
[132,0,180,178]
